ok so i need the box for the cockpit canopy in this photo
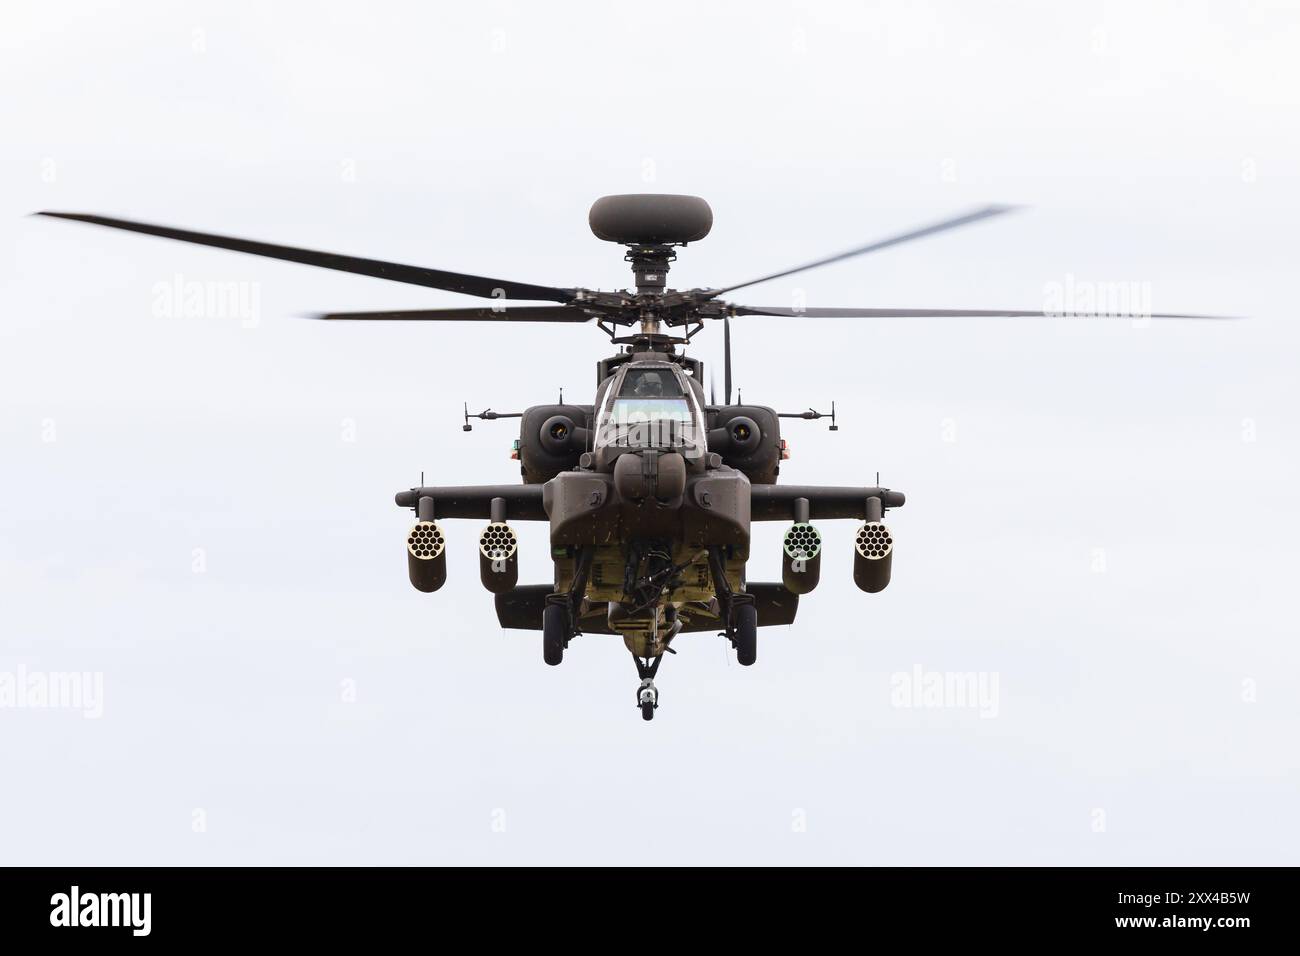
[594,364,704,456]
[619,367,681,399]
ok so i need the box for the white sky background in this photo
[1,0,1297,864]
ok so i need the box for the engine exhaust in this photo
[781,522,822,594]
[853,521,893,593]
[407,520,447,593]
[477,522,519,593]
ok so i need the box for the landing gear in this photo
[543,546,592,666]
[633,653,663,720]
[638,679,658,720]
[543,603,567,666]
[734,603,758,666]
[708,545,758,667]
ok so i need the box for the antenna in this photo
[777,403,840,431]
[462,404,523,431]
[723,314,733,404]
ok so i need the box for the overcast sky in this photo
[2,0,1297,864]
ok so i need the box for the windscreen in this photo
[595,367,703,453]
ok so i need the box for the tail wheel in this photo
[734,603,757,666]
[543,604,567,666]
[641,701,655,721]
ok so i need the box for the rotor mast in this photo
[588,194,714,344]
[626,242,676,337]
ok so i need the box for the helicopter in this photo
[35,196,1229,720]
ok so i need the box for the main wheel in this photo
[641,701,655,721]
[543,604,567,666]
[734,603,757,666]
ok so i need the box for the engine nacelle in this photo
[706,405,781,484]
[518,404,592,483]
[781,522,822,594]
[853,521,893,593]
[477,522,519,594]
[407,520,447,593]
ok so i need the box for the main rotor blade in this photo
[709,205,1019,297]
[35,211,575,302]
[730,305,1237,319]
[312,306,596,322]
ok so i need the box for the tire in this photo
[543,604,567,666]
[641,701,655,721]
[734,602,757,666]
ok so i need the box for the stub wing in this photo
[749,485,905,521]
[394,485,546,521]
[395,482,904,522]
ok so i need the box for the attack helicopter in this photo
[36,196,1227,719]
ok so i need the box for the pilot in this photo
[632,372,665,397]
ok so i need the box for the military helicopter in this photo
[36,196,1227,719]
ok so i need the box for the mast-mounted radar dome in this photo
[588,194,713,245]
